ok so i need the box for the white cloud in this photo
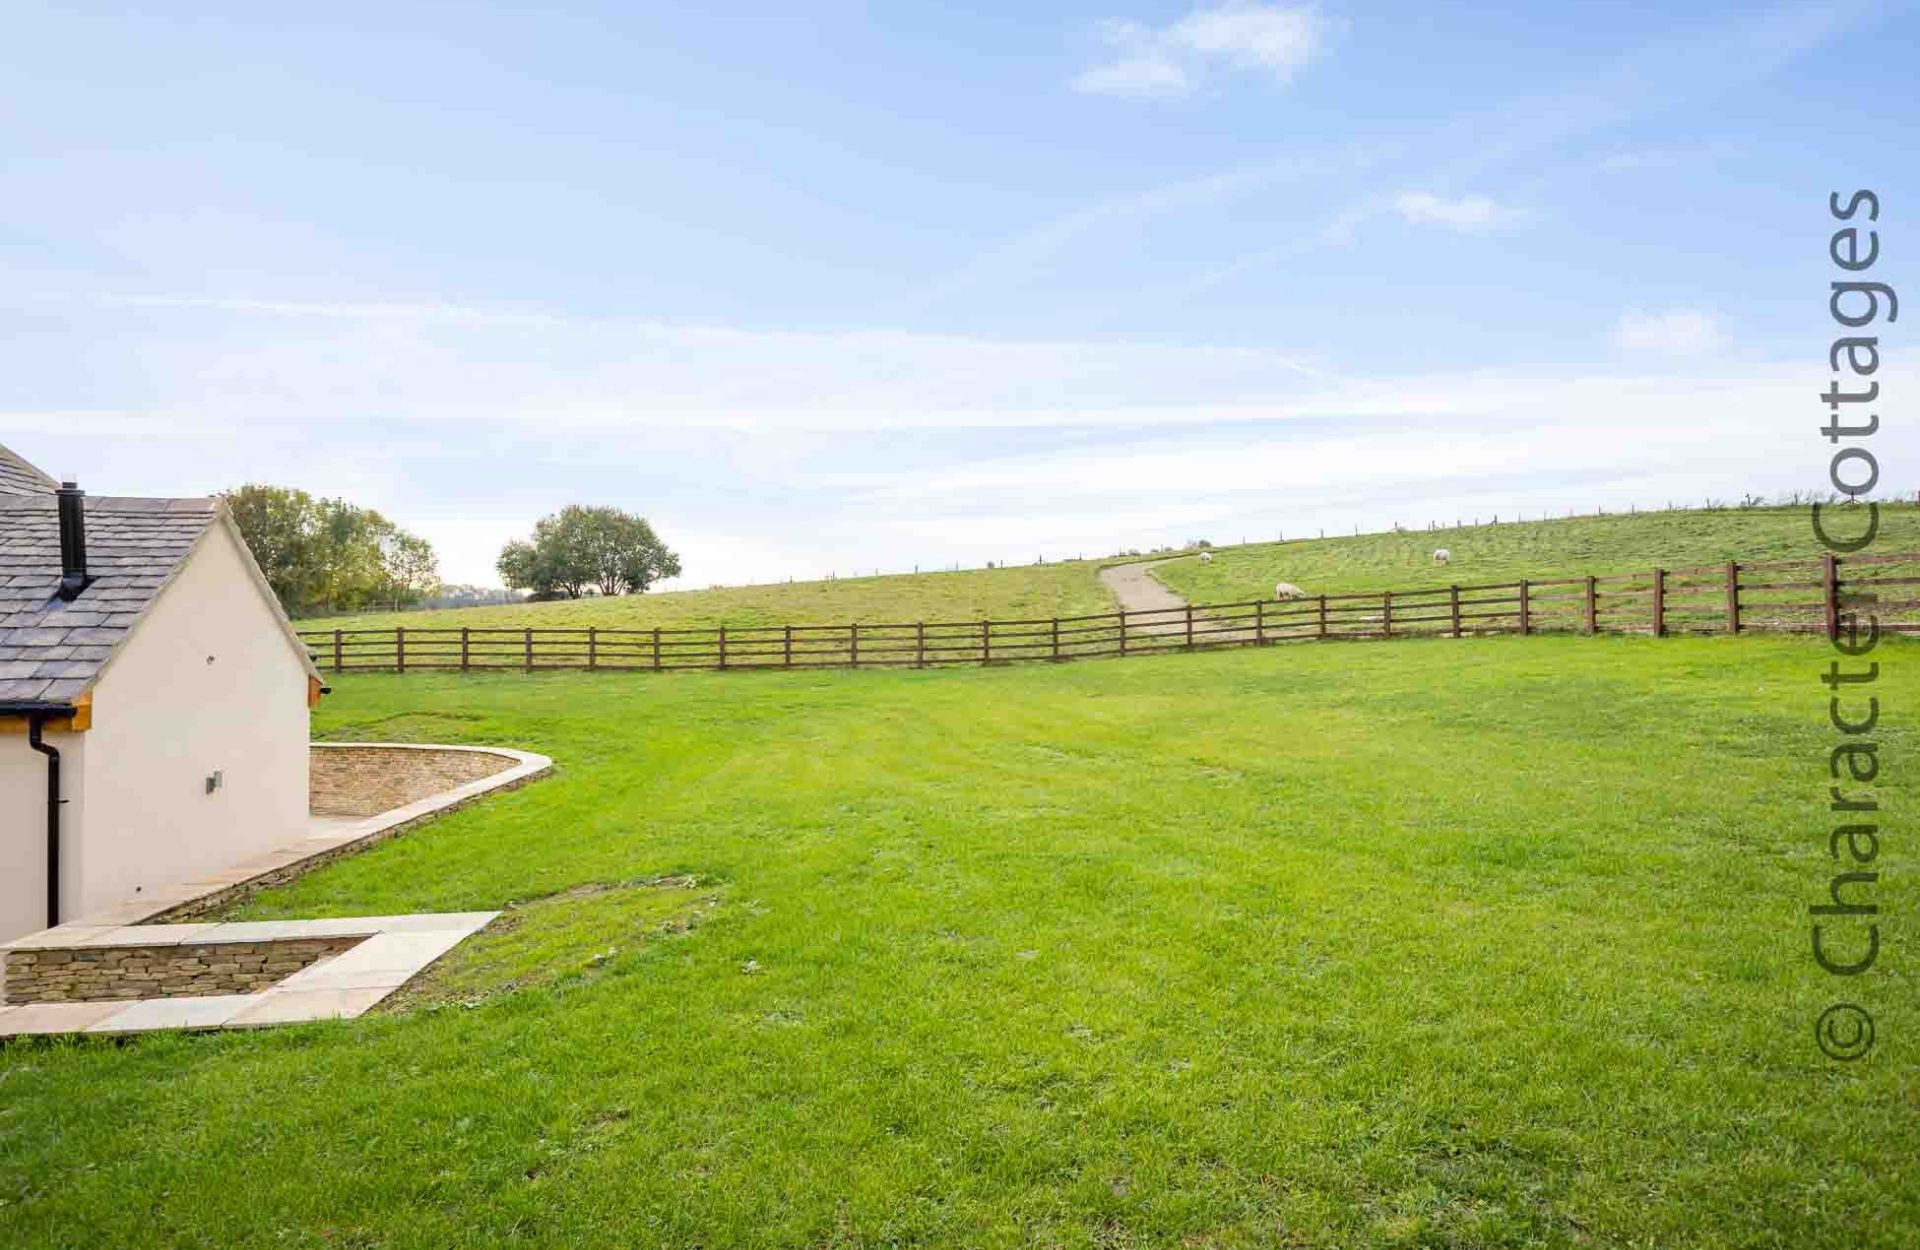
[5,295,1878,587]
[1173,4,1325,75]
[1393,191,1523,233]
[1612,308,1726,357]
[1070,36,1191,99]
[1072,5,1328,99]
[813,361,1816,503]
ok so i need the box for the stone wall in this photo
[310,745,516,818]
[4,936,362,1003]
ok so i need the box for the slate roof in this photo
[0,492,220,706]
[0,444,58,497]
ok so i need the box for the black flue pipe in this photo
[56,481,92,602]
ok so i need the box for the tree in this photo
[222,484,440,616]
[379,530,441,603]
[496,505,681,599]
[223,484,319,610]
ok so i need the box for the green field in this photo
[302,505,1916,640]
[4,636,1913,1247]
[302,561,1117,632]
[1154,504,1919,604]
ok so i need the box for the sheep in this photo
[1433,548,1451,565]
[1273,582,1307,600]
[1198,551,1213,564]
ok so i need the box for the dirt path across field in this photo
[1099,558,1258,643]
[1098,559,1189,619]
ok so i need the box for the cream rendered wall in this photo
[69,521,311,922]
[0,730,72,942]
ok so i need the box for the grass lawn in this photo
[1153,504,1920,603]
[3,637,1915,1246]
[301,560,1117,633]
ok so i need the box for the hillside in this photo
[300,503,1917,635]
[1151,505,1920,604]
[300,561,1117,632]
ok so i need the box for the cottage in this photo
[0,444,324,942]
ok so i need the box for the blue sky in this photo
[2,1,1912,586]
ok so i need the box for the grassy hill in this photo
[301,503,1919,634]
[301,561,1117,633]
[1152,504,1920,604]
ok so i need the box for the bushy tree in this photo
[496,505,681,599]
[222,484,440,615]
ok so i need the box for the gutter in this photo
[22,709,74,928]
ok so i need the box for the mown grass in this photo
[1154,504,1920,603]
[302,561,1116,633]
[3,637,1914,1247]
[377,876,725,1013]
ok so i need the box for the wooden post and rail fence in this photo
[298,551,1919,675]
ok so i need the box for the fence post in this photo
[981,619,991,665]
[1584,576,1598,634]
[1254,600,1265,645]
[396,626,405,674]
[1725,561,1740,634]
[1823,553,1841,640]
[1652,568,1666,637]
[652,627,662,672]
[1051,616,1061,661]
[333,628,343,672]
[784,624,794,668]
[1184,603,1194,648]
[1317,595,1328,639]
[1518,580,1530,636]
[848,623,858,669]
[588,626,598,670]
[1382,591,1393,638]
[1449,585,1461,637]
[1118,610,1129,656]
[524,627,534,672]
[916,621,926,668]
[461,626,470,671]
[718,625,728,671]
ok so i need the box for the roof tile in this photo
[0,460,217,707]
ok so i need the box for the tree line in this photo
[225,486,681,615]
[223,485,439,617]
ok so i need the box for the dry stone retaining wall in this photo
[4,936,362,1004]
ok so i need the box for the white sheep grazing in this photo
[1433,548,1451,565]
[1198,551,1213,564]
[1273,582,1306,600]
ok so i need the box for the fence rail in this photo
[299,552,1918,675]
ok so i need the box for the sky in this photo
[1,1,1913,588]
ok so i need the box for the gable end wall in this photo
[67,522,311,922]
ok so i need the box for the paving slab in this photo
[229,986,393,1027]
[0,1001,124,1034]
[2,925,120,952]
[199,919,368,943]
[276,932,470,992]
[88,995,258,1033]
[96,923,224,948]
